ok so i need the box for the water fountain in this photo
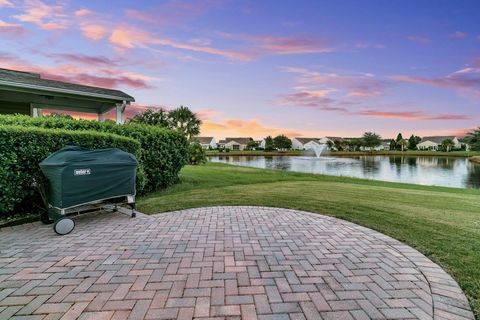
[307,143,328,158]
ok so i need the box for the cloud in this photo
[0,50,155,90]
[48,53,118,67]
[354,110,469,121]
[450,31,467,39]
[216,32,334,56]
[124,0,223,27]
[392,67,480,98]
[0,0,14,7]
[80,24,107,40]
[407,35,431,44]
[74,9,93,17]
[354,41,385,49]
[0,19,27,36]
[109,25,255,61]
[13,0,68,30]
[281,66,388,97]
[247,34,333,55]
[276,90,341,110]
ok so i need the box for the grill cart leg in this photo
[127,195,136,218]
[131,203,136,218]
[49,208,75,235]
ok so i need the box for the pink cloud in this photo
[0,19,27,36]
[392,68,480,97]
[14,0,68,30]
[74,9,93,17]
[276,90,340,110]
[281,67,387,97]
[124,0,223,27]
[0,50,155,90]
[248,35,333,55]
[450,31,467,39]
[0,0,14,7]
[354,110,469,121]
[407,35,431,44]
[109,25,255,61]
[49,53,118,67]
[80,24,107,40]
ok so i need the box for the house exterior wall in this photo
[200,138,217,149]
[417,141,439,150]
[224,141,246,150]
[291,138,305,150]
[318,137,334,145]
[452,137,461,149]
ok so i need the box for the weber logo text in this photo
[74,169,91,176]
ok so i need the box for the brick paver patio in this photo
[0,206,474,320]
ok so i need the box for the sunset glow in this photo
[1,0,479,139]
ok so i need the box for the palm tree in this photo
[465,128,480,151]
[398,139,408,151]
[442,138,454,152]
[168,106,202,140]
[129,108,170,127]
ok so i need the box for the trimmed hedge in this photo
[0,115,189,192]
[0,125,143,214]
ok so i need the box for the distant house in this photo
[417,136,461,151]
[258,139,266,149]
[292,138,320,150]
[223,137,253,150]
[318,136,343,146]
[196,137,217,149]
[217,139,226,149]
[379,139,392,150]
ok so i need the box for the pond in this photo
[208,155,480,189]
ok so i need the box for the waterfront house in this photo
[196,137,217,149]
[223,137,253,150]
[417,136,461,151]
[292,138,320,150]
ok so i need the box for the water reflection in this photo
[210,155,480,189]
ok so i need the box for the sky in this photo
[0,0,479,140]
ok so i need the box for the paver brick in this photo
[0,206,474,319]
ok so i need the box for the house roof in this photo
[196,137,215,144]
[224,137,253,145]
[419,136,455,144]
[294,137,319,144]
[0,68,134,102]
[326,136,344,141]
[218,140,226,144]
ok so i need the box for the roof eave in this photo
[0,79,135,102]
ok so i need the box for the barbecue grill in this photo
[40,146,138,235]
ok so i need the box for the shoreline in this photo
[207,150,479,157]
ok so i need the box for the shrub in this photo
[188,142,207,165]
[0,115,189,192]
[0,125,142,215]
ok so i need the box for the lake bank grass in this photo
[138,162,480,318]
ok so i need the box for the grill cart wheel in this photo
[53,217,75,235]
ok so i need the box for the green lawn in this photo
[138,162,480,318]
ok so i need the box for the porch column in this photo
[98,113,104,122]
[116,101,126,124]
[31,106,43,118]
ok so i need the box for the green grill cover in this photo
[40,146,138,209]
